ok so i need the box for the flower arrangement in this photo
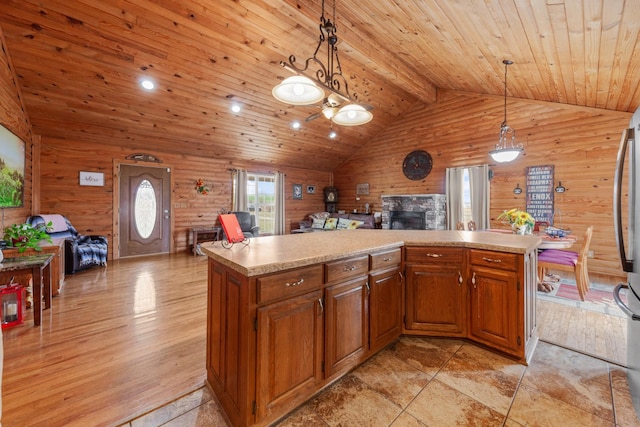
[195,178,210,195]
[497,208,535,234]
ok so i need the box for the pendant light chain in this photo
[503,63,507,127]
[502,59,511,128]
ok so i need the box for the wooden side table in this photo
[0,239,65,295]
[0,254,53,326]
[190,227,221,255]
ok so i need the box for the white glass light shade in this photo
[272,76,325,105]
[489,147,523,163]
[332,104,373,126]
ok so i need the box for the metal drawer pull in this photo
[482,257,502,263]
[343,265,357,271]
[285,278,304,287]
[472,272,476,288]
[383,257,392,261]
[458,271,463,285]
[426,253,444,258]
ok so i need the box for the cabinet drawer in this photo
[405,247,464,264]
[257,264,323,304]
[469,249,518,271]
[325,255,369,283]
[370,248,402,271]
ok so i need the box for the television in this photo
[0,123,25,208]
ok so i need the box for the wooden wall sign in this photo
[525,165,554,225]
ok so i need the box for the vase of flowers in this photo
[497,208,535,235]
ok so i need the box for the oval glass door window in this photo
[134,179,157,238]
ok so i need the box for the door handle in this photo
[614,128,634,272]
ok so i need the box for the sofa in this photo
[299,212,376,231]
[27,214,108,274]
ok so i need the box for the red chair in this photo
[537,226,593,301]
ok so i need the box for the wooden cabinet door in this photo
[468,265,519,352]
[256,290,324,422]
[325,276,369,378]
[369,268,402,352]
[405,263,466,335]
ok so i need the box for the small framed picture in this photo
[293,184,303,200]
[307,185,315,194]
[356,183,369,195]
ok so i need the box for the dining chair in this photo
[537,226,593,301]
[456,221,465,230]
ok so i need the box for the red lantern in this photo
[0,284,26,329]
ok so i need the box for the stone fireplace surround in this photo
[381,194,447,230]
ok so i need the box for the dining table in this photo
[537,234,577,250]
[483,228,577,250]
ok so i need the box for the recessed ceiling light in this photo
[291,121,301,130]
[231,104,241,113]
[140,79,155,90]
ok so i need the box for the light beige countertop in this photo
[200,230,541,277]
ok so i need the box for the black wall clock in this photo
[402,150,433,180]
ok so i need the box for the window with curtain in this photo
[446,165,490,230]
[247,173,275,234]
[233,170,286,235]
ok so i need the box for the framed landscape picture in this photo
[0,124,25,208]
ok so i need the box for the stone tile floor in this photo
[120,337,640,427]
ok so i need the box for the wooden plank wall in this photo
[37,138,330,259]
[0,26,33,229]
[334,90,631,279]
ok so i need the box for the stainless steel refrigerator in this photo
[614,105,640,416]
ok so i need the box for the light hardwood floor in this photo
[2,253,209,427]
[0,253,630,426]
[538,298,627,365]
[536,271,628,366]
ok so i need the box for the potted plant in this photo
[3,221,53,253]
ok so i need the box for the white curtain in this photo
[446,167,465,230]
[274,172,286,235]
[445,165,490,230]
[232,169,248,212]
[469,164,490,230]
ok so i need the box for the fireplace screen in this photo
[389,211,426,230]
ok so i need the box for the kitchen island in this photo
[201,230,540,427]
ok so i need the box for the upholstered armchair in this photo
[27,214,108,275]
[231,211,260,238]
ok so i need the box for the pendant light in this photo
[272,0,373,126]
[489,60,524,163]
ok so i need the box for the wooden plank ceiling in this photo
[1,0,639,172]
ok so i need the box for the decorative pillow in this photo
[323,217,338,230]
[337,217,351,230]
[309,212,331,221]
[347,220,364,229]
[312,218,326,229]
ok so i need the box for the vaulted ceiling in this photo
[1,0,639,171]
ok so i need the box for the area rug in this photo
[537,278,627,317]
